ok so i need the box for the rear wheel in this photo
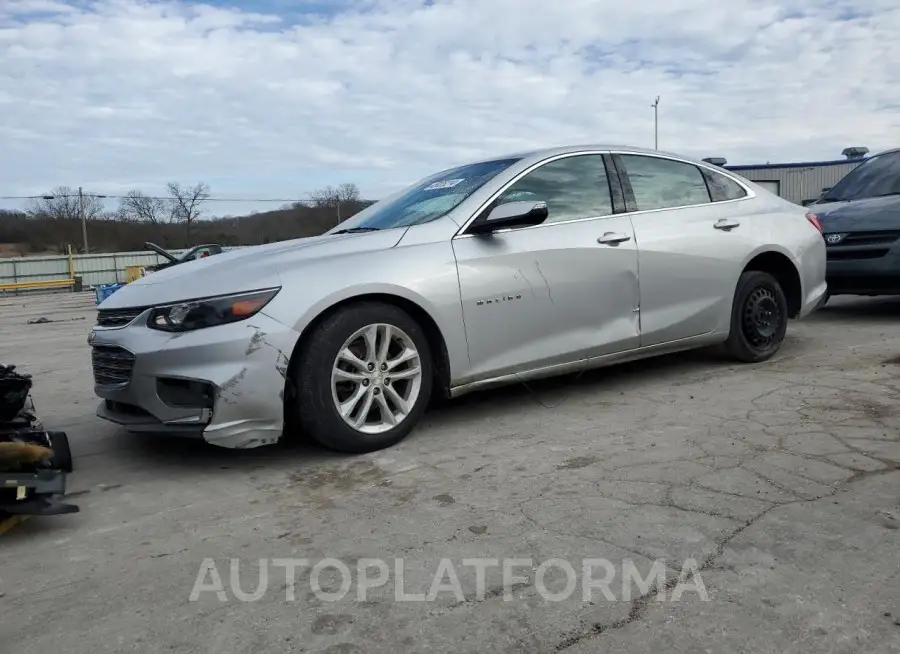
[291,302,433,453]
[724,270,788,363]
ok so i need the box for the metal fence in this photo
[0,247,241,291]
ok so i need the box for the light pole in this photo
[78,187,89,254]
[651,96,660,150]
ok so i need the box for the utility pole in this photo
[78,186,89,254]
[651,96,660,150]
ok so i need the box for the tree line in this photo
[0,182,372,255]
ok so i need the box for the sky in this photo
[1,0,899,216]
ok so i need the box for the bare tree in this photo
[119,190,168,224]
[309,183,361,224]
[336,183,361,204]
[24,186,107,252]
[167,182,210,241]
[25,185,104,222]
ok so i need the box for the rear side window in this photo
[618,155,711,211]
[701,168,748,202]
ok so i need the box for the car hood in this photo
[99,229,406,309]
[811,195,900,232]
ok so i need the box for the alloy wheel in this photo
[330,323,423,434]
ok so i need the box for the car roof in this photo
[869,147,900,158]
[466,144,700,165]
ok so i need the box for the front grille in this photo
[96,307,146,328]
[840,231,900,247]
[828,249,890,261]
[824,230,899,261]
[92,346,136,386]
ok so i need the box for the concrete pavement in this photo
[0,291,898,653]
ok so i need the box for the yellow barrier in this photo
[0,278,76,292]
[125,265,144,283]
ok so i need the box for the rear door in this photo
[612,153,754,346]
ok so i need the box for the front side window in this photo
[493,154,614,224]
[820,151,900,202]
[332,158,521,231]
[618,154,711,211]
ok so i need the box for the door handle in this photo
[714,218,740,231]
[597,232,631,245]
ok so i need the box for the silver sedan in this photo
[89,145,827,452]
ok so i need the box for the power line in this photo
[0,193,312,202]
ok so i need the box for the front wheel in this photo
[724,270,788,363]
[291,302,433,453]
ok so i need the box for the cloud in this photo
[1,0,899,214]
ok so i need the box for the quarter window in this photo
[494,154,614,224]
[618,155,711,211]
[701,168,748,202]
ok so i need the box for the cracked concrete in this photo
[0,292,899,653]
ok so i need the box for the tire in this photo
[291,302,433,454]
[724,270,789,363]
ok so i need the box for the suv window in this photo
[820,151,900,202]
[494,154,614,224]
[701,168,748,202]
[618,154,711,211]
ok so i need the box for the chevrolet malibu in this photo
[90,145,827,453]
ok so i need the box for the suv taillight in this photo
[805,212,823,232]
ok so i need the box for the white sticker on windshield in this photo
[424,178,465,190]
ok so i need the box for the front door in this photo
[452,153,640,381]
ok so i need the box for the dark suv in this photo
[807,148,900,300]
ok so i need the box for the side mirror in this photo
[468,201,549,235]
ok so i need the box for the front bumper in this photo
[825,240,900,295]
[90,310,301,449]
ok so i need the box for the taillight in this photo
[805,212,823,232]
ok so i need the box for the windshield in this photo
[820,151,900,202]
[332,157,521,232]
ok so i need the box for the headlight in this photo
[148,288,280,332]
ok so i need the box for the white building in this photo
[704,147,870,206]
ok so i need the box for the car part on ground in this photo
[0,364,32,422]
[1,365,79,516]
[808,147,900,297]
[90,144,827,454]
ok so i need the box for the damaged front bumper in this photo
[91,311,301,449]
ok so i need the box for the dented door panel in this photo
[452,217,640,381]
